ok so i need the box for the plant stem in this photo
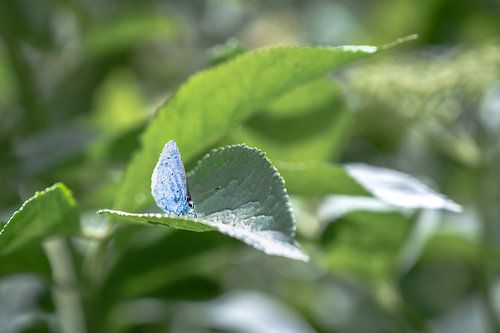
[43,237,87,333]
[476,167,500,332]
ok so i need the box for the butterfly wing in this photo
[151,140,190,215]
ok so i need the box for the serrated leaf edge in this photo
[0,183,75,238]
[189,144,297,239]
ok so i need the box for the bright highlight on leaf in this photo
[99,144,308,261]
[0,183,79,255]
[344,163,462,212]
[278,162,462,212]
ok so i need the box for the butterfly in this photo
[151,140,195,216]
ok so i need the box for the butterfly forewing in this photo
[151,140,191,215]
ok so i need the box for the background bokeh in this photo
[1,1,500,332]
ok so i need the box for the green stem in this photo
[43,237,87,333]
[476,167,500,332]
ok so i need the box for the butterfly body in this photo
[151,140,194,216]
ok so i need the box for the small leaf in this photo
[318,195,406,222]
[99,145,308,261]
[344,163,462,212]
[115,44,378,212]
[0,183,79,255]
[278,162,461,212]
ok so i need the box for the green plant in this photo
[1,40,469,333]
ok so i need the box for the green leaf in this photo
[277,161,369,197]
[230,79,352,162]
[278,162,462,212]
[0,183,79,255]
[266,78,342,117]
[344,163,462,212]
[99,145,308,261]
[114,45,378,212]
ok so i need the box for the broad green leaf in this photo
[115,45,378,212]
[0,183,79,255]
[100,145,308,261]
[278,162,462,212]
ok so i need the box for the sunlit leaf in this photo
[0,183,79,255]
[100,145,308,261]
[344,163,462,212]
[278,162,461,212]
[115,45,378,212]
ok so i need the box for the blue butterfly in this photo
[151,140,194,216]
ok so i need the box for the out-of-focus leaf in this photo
[85,14,178,57]
[399,234,482,318]
[318,195,407,222]
[232,79,352,161]
[277,161,368,197]
[306,278,408,333]
[13,123,96,178]
[344,163,462,212]
[266,78,342,117]
[171,292,316,333]
[0,274,55,333]
[0,183,79,255]
[92,69,145,135]
[115,44,378,212]
[97,227,235,313]
[278,162,462,212]
[320,209,412,283]
[430,294,491,333]
[0,53,17,107]
[100,144,308,261]
[0,244,51,277]
[232,112,352,162]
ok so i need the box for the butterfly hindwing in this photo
[151,140,191,215]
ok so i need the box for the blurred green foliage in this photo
[1,1,500,333]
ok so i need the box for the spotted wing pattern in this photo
[151,140,191,215]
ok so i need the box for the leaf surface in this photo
[100,145,308,261]
[0,183,79,255]
[115,45,378,212]
[279,162,461,212]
